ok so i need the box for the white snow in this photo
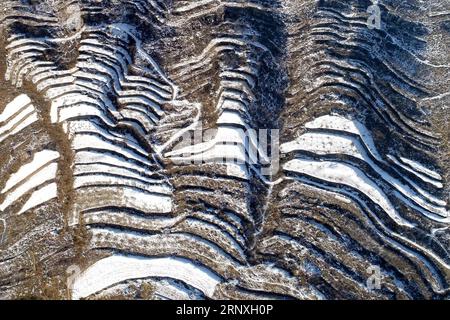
[74,151,155,179]
[68,120,147,156]
[400,156,442,181]
[174,0,215,13]
[0,94,31,122]
[284,159,415,228]
[304,114,380,157]
[281,131,362,157]
[78,43,130,69]
[36,75,75,92]
[117,94,164,115]
[0,105,34,132]
[71,255,222,300]
[119,109,155,132]
[121,188,172,212]
[74,162,157,183]
[109,23,179,99]
[83,210,185,230]
[217,90,250,111]
[72,134,150,165]
[281,131,447,217]
[0,95,38,142]
[220,70,256,88]
[172,37,269,71]
[153,281,194,300]
[17,183,57,214]
[226,163,249,179]
[75,186,172,213]
[166,118,268,168]
[187,218,246,259]
[284,115,449,221]
[74,174,170,194]
[387,155,443,189]
[0,162,58,212]
[0,112,38,143]
[56,103,111,125]
[217,109,246,126]
[2,150,59,193]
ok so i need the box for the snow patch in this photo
[18,183,57,214]
[72,255,222,300]
[2,150,59,193]
[284,159,414,228]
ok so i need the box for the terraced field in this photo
[0,0,449,300]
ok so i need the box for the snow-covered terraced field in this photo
[0,0,448,300]
[0,95,38,143]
